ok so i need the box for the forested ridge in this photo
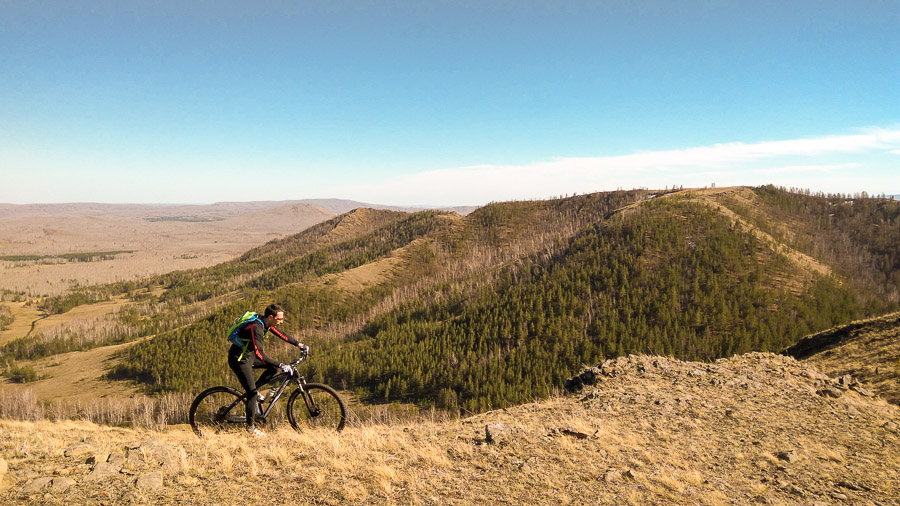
[5,186,899,415]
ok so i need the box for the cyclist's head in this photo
[264,304,284,318]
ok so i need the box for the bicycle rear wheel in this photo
[189,386,246,436]
[286,383,347,431]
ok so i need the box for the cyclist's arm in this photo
[270,327,301,347]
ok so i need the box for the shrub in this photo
[6,364,40,383]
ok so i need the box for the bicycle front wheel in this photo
[287,383,347,431]
[189,386,246,436]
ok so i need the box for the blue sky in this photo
[1,0,898,206]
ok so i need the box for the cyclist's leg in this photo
[254,361,280,389]
[228,347,260,427]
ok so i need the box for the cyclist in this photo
[227,303,308,436]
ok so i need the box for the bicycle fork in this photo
[297,384,322,417]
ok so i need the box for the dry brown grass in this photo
[1,352,897,504]
[794,311,900,405]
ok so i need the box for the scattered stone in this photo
[776,450,799,463]
[125,446,146,471]
[837,375,856,388]
[51,477,76,493]
[20,477,53,494]
[816,388,843,399]
[485,423,512,444]
[603,469,622,483]
[63,443,95,459]
[623,469,636,479]
[85,453,124,482]
[107,451,126,468]
[560,428,593,440]
[139,438,187,474]
[831,492,849,500]
[135,471,164,492]
[882,421,898,432]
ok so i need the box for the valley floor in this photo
[1,352,898,505]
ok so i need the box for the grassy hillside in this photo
[3,186,898,418]
[95,187,899,412]
[2,351,898,504]
[784,310,900,405]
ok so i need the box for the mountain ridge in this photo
[2,185,898,419]
[97,186,899,411]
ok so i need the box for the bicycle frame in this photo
[232,356,311,421]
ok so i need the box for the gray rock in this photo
[64,443,95,459]
[20,477,53,494]
[139,438,187,474]
[85,453,124,482]
[776,450,799,463]
[51,477,76,493]
[107,451,126,467]
[604,469,622,483]
[837,375,856,388]
[560,428,593,439]
[135,471,164,491]
[126,446,146,470]
[485,423,513,444]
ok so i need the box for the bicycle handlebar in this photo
[288,350,309,367]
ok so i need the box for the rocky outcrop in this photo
[12,436,186,498]
[565,352,879,402]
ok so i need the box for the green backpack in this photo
[227,311,261,358]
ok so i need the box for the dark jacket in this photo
[235,319,299,366]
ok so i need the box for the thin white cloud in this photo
[753,163,861,175]
[338,127,900,206]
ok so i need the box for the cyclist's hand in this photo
[279,363,295,376]
[298,343,310,354]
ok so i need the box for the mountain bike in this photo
[188,352,347,436]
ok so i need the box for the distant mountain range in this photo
[0,199,479,219]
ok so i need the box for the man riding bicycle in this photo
[227,303,308,436]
